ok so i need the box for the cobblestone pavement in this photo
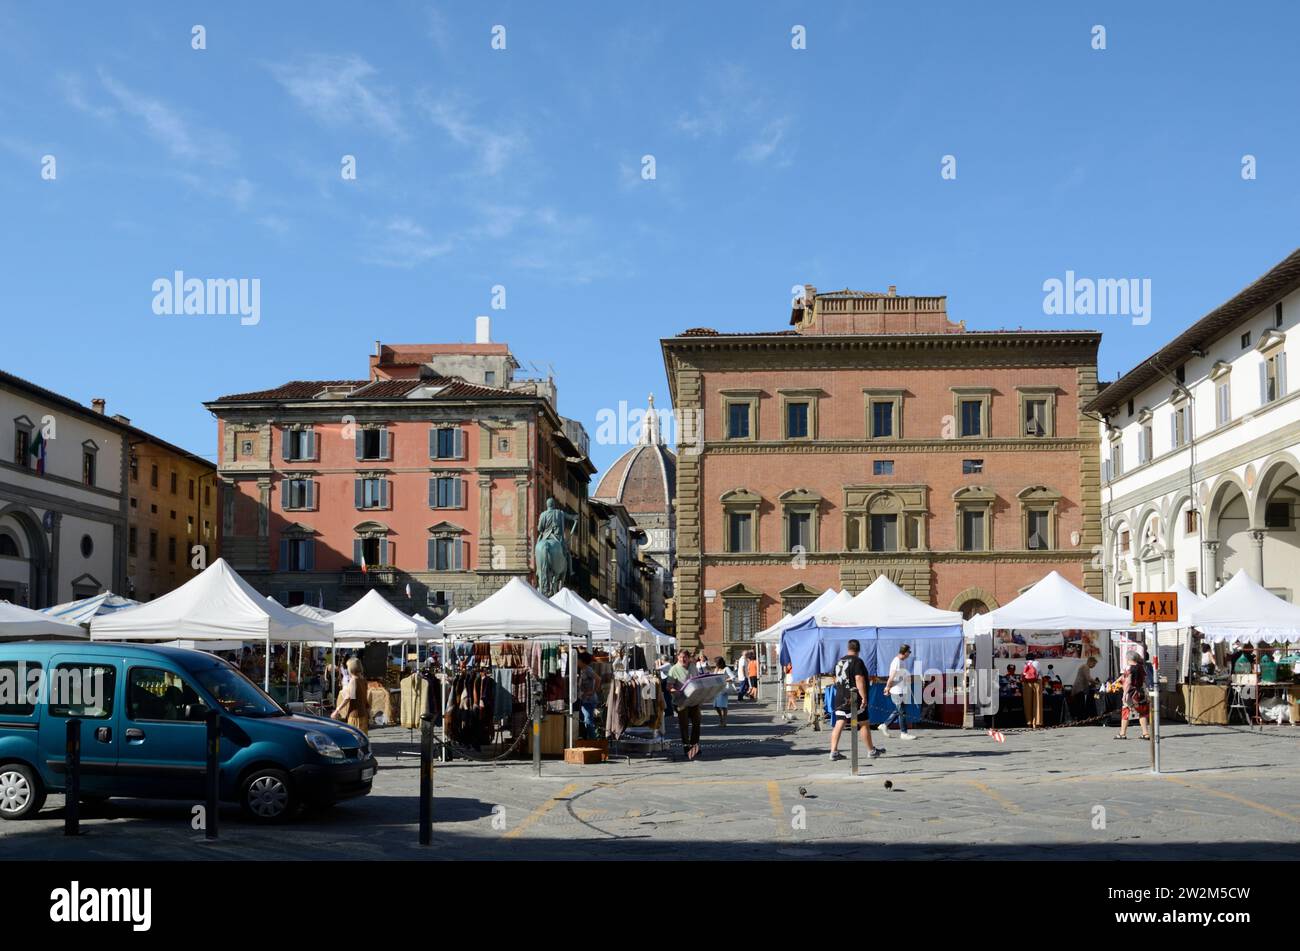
[4,690,1299,860]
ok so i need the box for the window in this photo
[170,510,176,521]
[961,509,985,552]
[129,497,137,509]
[484,371,497,386]
[170,472,178,494]
[167,536,177,563]
[188,479,195,500]
[1277,302,1285,328]
[150,464,158,488]
[431,427,465,459]
[723,597,759,643]
[728,512,754,552]
[871,402,894,438]
[150,504,157,515]
[283,429,315,461]
[1175,364,1185,384]
[873,460,894,476]
[1127,399,1135,417]
[727,403,751,439]
[0,661,39,715]
[1187,570,1199,595]
[355,536,384,567]
[1024,399,1048,437]
[785,402,809,439]
[1112,442,1124,478]
[186,515,194,535]
[1265,501,1292,529]
[1242,332,1252,349]
[1119,530,1130,554]
[1216,379,1232,426]
[127,667,205,722]
[431,476,465,509]
[869,514,898,552]
[283,478,314,510]
[148,530,158,561]
[962,459,983,475]
[356,477,389,510]
[428,536,464,571]
[357,428,389,461]
[959,400,982,437]
[787,512,811,552]
[1262,351,1288,405]
[48,663,116,719]
[1139,423,1153,464]
[1171,404,1191,448]
[82,450,96,486]
[427,590,453,622]
[1026,510,1051,549]
[80,535,93,558]
[130,455,138,482]
[204,485,211,506]
[203,520,211,539]
[128,526,137,556]
[281,537,314,571]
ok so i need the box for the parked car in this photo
[0,642,376,823]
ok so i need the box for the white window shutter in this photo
[281,428,290,460]
[308,430,317,461]
[380,479,390,509]
[380,428,390,460]
[1260,362,1268,404]
[380,538,389,565]
[455,427,465,459]
[1279,353,1288,397]
[308,480,316,510]
[429,478,437,508]
[281,480,290,509]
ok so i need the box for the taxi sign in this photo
[1132,592,1178,624]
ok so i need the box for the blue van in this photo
[0,642,376,823]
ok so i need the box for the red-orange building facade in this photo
[205,335,594,617]
[661,288,1103,659]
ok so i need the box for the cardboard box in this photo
[564,747,604,765]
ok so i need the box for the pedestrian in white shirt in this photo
[878,645,916,740]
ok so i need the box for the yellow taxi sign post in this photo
[1132,592,1178,625]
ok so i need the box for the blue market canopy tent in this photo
[779,575,965,682]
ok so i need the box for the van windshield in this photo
[193,664,286,718]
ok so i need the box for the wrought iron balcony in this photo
[341,568,397,587]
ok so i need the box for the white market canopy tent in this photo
[781,576,964,680]
[90,558,332,645]
[756,588,844,643]
[442,576,589,639]
[287,603,336,622]
[0,600,88,640]
[326,589,442,648]
[1188,570,1300,642]
[964,571,1134,637]
[42,591,140,626]
[551,588,640,642]
[626,613,675,648]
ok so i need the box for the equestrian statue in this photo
[534,496,577,596]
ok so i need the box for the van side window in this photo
[0,661,40,715]
[128,668,205,722]
[48,664,116,719]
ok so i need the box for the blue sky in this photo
[2,1,1298,475]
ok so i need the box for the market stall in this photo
[1187,571,1300,725]
[41,591,140,627]
[325,590,442,722]
[965,570,1133,727]
[88,558,333,691]
[442,576,590,754]
[1,600,87,640]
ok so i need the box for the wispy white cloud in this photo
[270,54,404,139]
[674,64,795,166]
[362,217,453,268]
[97,71,235,164]
[418,93,525,176]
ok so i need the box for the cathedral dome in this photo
[594,395,676,516]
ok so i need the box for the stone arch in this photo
[1204,472,1250,541]
[948,586,998,618]
[0,503,50,607]
[1251,451,1300,529]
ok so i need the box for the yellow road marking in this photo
[767,780,792,838]
[1160,776,1300,824]
[966,779,1022,814]
[504,782,581,839]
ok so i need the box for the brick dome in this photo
[594,396,676,515]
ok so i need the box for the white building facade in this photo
[0,370,128,607]
[1091,250,1300,608]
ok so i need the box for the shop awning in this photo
[442,576,589,639]
[1189,570,1300,641]
[1,600,88,640]
[964,571,1133,636]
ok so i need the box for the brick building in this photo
[204,320,595,617]
[661,286,1103,658]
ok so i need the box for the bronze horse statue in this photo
[534,497,575,596]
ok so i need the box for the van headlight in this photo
[305,732,345,760]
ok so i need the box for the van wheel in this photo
[0,765,45,820]
[239,768,297,823]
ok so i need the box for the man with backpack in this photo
[829,639,885,762]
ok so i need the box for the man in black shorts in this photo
[829,639,884,761]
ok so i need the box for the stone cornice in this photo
[701,549,1093,566]
[702,437,1091,454]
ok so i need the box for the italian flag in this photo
[29,431,46,475]
[360,552,368,574]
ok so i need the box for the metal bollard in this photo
[205,710,220,840]
[64,719,80,836]
[418,713,433,846]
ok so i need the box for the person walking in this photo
[1070,657,1099,720]
[1115,652,1151,740]
[331,657,371,735]
[747,652,760,701]
[575,651,600,740]
[829,639,884,762]
[734,651,752,701]
[878,644,915,740]
[667,649,702,760]
[712,657,733,728]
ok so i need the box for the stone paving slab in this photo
[3,693,1298,860]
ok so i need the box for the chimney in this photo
[887,285,897,297]
[91,398,106,414]
[374,340,381,358]
[475,315,491,344]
